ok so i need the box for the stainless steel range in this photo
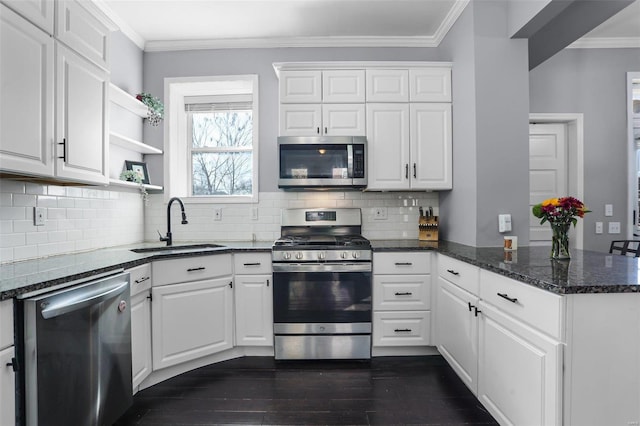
[272,208,372,360]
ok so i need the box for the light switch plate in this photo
[33,207,45,226]
[595,222,603,234]
[374,207,388,220]
[605,204,613,217]
[498,214,512,233]
[608,221,620,234]
[214,208,222,221]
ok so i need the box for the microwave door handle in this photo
[347,144,353,179]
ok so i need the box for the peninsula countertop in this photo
[1,240,638,300]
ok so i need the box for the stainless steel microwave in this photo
[278,136,367,190]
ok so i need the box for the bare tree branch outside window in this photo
[190,111,253,196]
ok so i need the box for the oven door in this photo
[272,263,372,325]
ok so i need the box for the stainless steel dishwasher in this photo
[20,271,132,426]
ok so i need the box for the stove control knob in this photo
[341,251,348,259]
[282,252,291,260]
[318,252,325,260]
[295,252,303,260]
[352,251,360,259]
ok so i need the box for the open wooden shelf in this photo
[109,178,163,191]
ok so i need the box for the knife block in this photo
[419,216,438,241]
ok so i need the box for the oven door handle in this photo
[272,263,372,273]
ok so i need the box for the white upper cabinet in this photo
[55,0,110,70]
[0,0,54,34]
[55,43,109,185]
[409,68,452,102]
[279,70,322,103]
[0,4,54,177]
[280,103,365,136]
[366,69,409,102]
[410,103,452,190]
[322,70,365,103]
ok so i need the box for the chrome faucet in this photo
[159,197,188,246]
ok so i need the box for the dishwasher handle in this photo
[40,280,129,319]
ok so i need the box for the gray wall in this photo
[530,47,640,252]
[110,31,144,141]
[143,47,445,192]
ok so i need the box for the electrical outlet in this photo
[374,207,388,220]
[608,221,620,234]
[605,204,613,217]
[498,214,512,233]
[33,207,45,226]
[214,208,222,221]
[595,222,603,234]
[251,207,258,220]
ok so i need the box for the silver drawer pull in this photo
[395,262,413,266]
[134,276,150,284]
[187,267,206,272]
[446,269,460,276]
[497,292,518,304]
[243,262,261,266]
[395,292,413,296]
[394,328,412,333]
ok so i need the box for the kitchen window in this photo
[165,75,259,203]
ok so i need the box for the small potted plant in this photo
[136,92,164,126]
[120,170,149,203]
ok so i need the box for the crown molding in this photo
[91,0,146,50]
[433,0,470,45]
[568,36,640,49]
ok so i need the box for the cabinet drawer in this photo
[438,255,480,296]
[152,254,233,286]
[373,275,430,311]
[234,252,272,275]
[373,311,430,346]
[480,270,564,340]
[0,300,13,351]
[373,252,431,275]
[128,264,152,296]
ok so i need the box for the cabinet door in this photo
[279,70,321,103]
[409,68,452,102]
[55,43,109,184]
[477,301,562,426]
[322,70,365,103]
[366,69,409,102]
[0,346,15,426]
[0,0,54,34]
[131,290,152,393]
[436,277,479,394]
[152,277,233,370]
[373,274,431,311]
[0,4,54,177]
[55,0,110,70]
[234,275,273,346]
[366,103,410,190]
[322,104,365,136]
[410,103,452,190]
[279,104,322,136]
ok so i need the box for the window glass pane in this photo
[192,152,253,195]
[191,111,253,148]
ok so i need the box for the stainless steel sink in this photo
[130,243,225,254]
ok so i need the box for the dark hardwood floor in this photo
[114,355,498,425]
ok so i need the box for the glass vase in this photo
[550,222,571,260]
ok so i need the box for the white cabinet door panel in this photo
[0,4,54,177]
[373,311,430,346]
[0,346,15,426]
[373,275,431,311]
[409,68,452,102]
[279,104,322,136]
[234,275,273,346]
[279,70,321,103]
[366,69,408,102]
[131,290,152,392]
[322,70,365,103]
[0,0,54,34]
[366,103,410,190]
[410,103,452,190]
[322,104,365,136]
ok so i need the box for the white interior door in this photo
[529,123,568,244]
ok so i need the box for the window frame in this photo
[165,75,259,204]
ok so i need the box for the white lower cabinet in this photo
[372,252,432,350]
[477,301,562,426]
[128,264,152,393]
[436,277,479,393]
[0,345,15,426]
[151,254,234,370]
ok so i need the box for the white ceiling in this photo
[97,0,640,51]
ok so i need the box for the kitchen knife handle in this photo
[413,163,417,178]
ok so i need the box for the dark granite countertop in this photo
[2,239,638,300]
[371,240,640,294]
[0,241,273,300]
